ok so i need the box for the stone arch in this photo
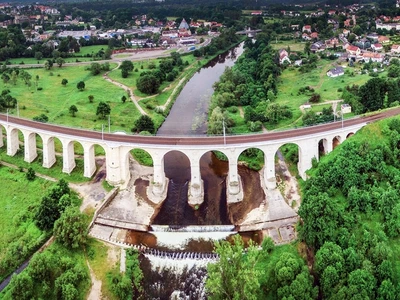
[274,142,302,184]
[237,147,265,171]
[333,135,342,150]
[6,126,21,156]
[318,138,329,157]
[130,147,154,167]
[163,150,191,183]
[81,142,107,179]
[346,132,354,139]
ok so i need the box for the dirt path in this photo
[86,259,102,300]
[276,151,301,211]
[102,62,147,116]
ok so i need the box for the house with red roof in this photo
[346,45,361,56]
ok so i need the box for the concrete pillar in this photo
[83,143,96,178]
[6,127,19,156]
[226,155,244,203]
[227,158,241,195]
[188,157,204,206]
[152,154,166,195]
[298,141,319,180]
[105,145,130,185]
[323,138,333,155]
[42,134,56,168]
[264,149,277,189]
[0,126,3,148]
[61,140,76,174]
[23,131,37,163]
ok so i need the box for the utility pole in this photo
[108,115,111,133]
[102,124,104,140]
[6,108,9,123]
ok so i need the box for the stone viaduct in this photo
[0,112,377,206]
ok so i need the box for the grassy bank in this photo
[0,165,52,281]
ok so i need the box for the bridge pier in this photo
[105,145,130,186]
[147,153,168,204]
[7,127,19,156]
[188,160,204,207]
[297,140,319,180]
[264,149,277,189]
[0,126,3,148]
[62,139,76,174]
[42,135,56,168]
[83,143,96,178]
[23,131,37,163]
[227,159,243,203]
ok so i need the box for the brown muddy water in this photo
[124,42,268,299]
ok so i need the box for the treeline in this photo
[298,117,400,298]
[58,1,243,25]
[208,35,292,134]
[342,72,400,115]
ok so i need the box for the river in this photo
[157,42,245,136]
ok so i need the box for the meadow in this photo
[0,165,52,281]
[2,45,109,65]
[273,59,373,128]
[1,64,143,133]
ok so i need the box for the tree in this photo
[9,273,33,300]
[120,60,134,72]
[69,105,78,117]
[54,207,87,249]
[34,51,43,61]
[26,167,36,181]
[206,235,263,299]
[90,62,102,75]
[137,74,160,94]
[44,59,53,70]
[77,81,85,91]
[358,77,386,112]
[61,78,68,86]
[33,114,49,123]
[56,57,65,68]
[121,95,127,103]
[134,115,155,134]
[88,95,94,103]
[96,101,111,119]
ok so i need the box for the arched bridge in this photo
[0,108,398,205]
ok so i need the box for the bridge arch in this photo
[333,135,342,150]
[275,143,301,184]
[318,138,329,158]
[346,132,354,139]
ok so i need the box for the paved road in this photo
[1,108,399,146]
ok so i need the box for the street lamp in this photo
[108,115,111,133]
[341,107,344,128]
[223,119,226,145]
[6,108,9,123]
[101,124,104,140]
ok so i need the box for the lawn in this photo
[275,60,372,122]
[1,64,142,133]
[2,45,109,65]
[271,39,306,52]
[0,165,53,281]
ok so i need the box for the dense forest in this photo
[207,116,400,299]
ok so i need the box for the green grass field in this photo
[0,165,53,280]
[271,40,306,52]
[1,64,142,133]
[2,45,109,65]
[273,59,373,128]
